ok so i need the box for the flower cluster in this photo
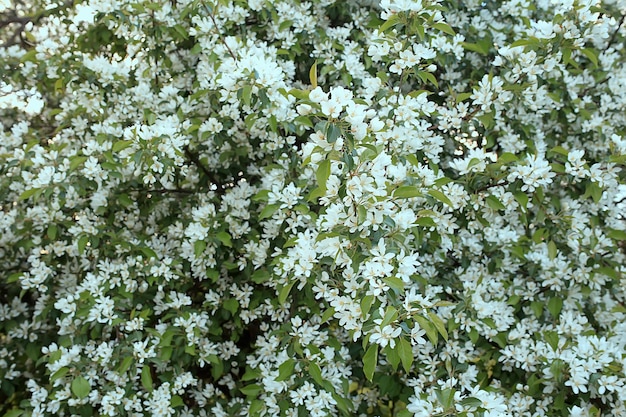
[1,0,626,416]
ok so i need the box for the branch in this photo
[202,3,237,61]
[183,145,224,194]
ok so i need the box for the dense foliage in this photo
[1,0,626,416]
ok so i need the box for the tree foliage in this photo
[1,0,626,416]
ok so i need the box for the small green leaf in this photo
[326,123,341,143]
[171,395,184,408]
[242,366,261,381]
[19,188,40,201]
[321,307,335,324]
[380,306,398,327]
[141,365,153,392]
[278,281,296,305]
[308,362,324,385]
[251,269,269,284]
[428,311,448,341]
[379,14,400,32]
[47,224,58,240]
[485,195,506,211]
[240,383,262,397]
[363,344,378,381]
[428,189,453,207]
[416,315,438,345]
[118,356,134,374]
[77,235,89,255]
[71,376,90,399]
[547,240,557,259]
[50,367,69,382]
[223,298,239,314]
[3,410,24,417]
[460,397,483,408]
[248,399,264,416]
[397,337,413,373]
[432,22,455,35]
[393,186,422,199]
[275,359,296,382]
[581,48,598,67]
[216,231,233,247]
[259,204,280,220]
[112,140,133,153]
[70,156,88,171]
[548,297,563,318]
[309,62,317,88]
[316,159,331,191]
[607,229,626,241]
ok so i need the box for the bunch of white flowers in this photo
[1,0,626,416]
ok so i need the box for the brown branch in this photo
[183,145,224,194]
[202,3,237,61]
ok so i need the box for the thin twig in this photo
[183,145,224,194]
[203,3,237,61]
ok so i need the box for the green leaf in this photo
[259,204,280,220]
[544,330,560,351]
[393,186,422,199]
[397,337,414,373]
[240,85,252,107]
[360,295,375,318]
[380,306,398,327]
[326,123,341,143]
[321,307,335,324]
[242,367,261,381]
[460,397,483,408]
[278,280,296,305]
[251,269,269,284]
[194,240,206,257]
[308,362,324,385]
[432,22,455,35]
[141,365,153,392]
[607,229,626,241]
[485,195,505,211]
[514,192,528,211]
[309,62,318,88]
[316,159,331,191]
[77,235,89,255]
[140,247,158,259]
[223,298,239,314]
[118,356,134,374]
[50,367,69,382]
[275,359,296,381]
[70,156,88,171]
[19,188,40,201]
[416,315,438,345]
[547,240,557,259]
[3,410,24,417]
[548,297,563,318]
[112,140,133,153]
[384,344,401,371]
[363,344,378,382]
[240,384,262,397]
[248,399,264,416]
[71,376,90,399]
[379,14,400,32]
[428,311,448,341]
[531,301,543,318]
[581,48,598,67]
[47,224,58,240]
[216,231,233,247]
[428,189,453,207]
[171,395,184,408]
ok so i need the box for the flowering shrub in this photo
[1,0,626,416]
